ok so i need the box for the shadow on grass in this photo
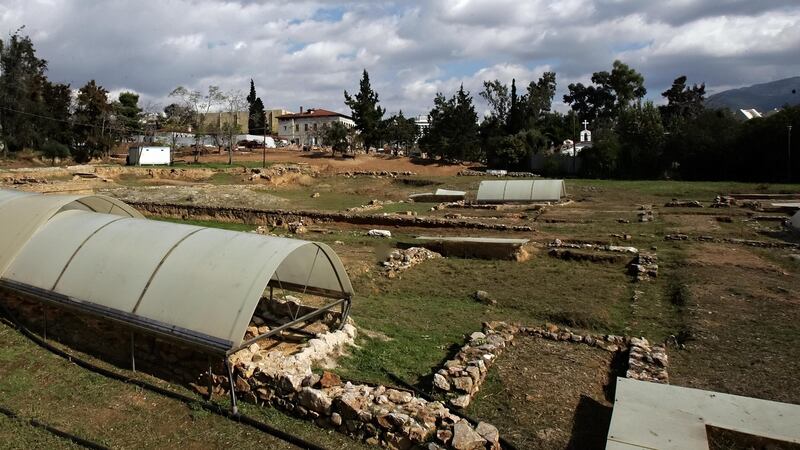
[566,394,614,450]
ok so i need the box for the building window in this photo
[313,123,317,131]
[304,123,309,131]
[295,124,299,132]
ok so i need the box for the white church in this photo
[560,120,593,156]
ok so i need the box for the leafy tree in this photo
[662,108,738,180]
[41,140,69,165]
[384,111,417,153]
[564,60,645,121]
[246,79,267,135]
[73,80,112,162]
[525,72,557,122]
[162,103,193,152]
[616,101,665,178]
[41,81,73,146]
[660,75,706,130]
[344,70,385,151]
[322,121,350,155]
[0,28,48,154]
[479,80,510,122]
[563,82,614,122]
[579,125,620,178]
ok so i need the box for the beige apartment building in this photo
[277,108,355,146]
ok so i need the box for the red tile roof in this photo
[276,108,351,120]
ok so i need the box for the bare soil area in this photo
[196,149,468,176]
[467,336,619,450]
[100,185,289,209]
[669,252,800,404]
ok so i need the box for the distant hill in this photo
[705,76,800,112]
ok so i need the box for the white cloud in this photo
[0,0,797,117]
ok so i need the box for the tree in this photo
[507,79,525,133]
[246,79,266,135]
[73,80,112,162]
[163,103,192,152]
[41,81,73,147]
[616,101,665,178]
[169,85,225,162]
[384,111,417,153]
[221,90,245,165]
[564,60,646,121]
[525,72,557,122]
[0,28,49,155]
[479,80,510,122]
[112,91,142,141]
[344,70,385,151]
[322,122,350,155]
[41,140,69,165]
[420,85,480,162]
[660,75,706,130]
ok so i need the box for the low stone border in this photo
[457,170,540,177]
[338,170,417,178]
[128,201,534,232]
[229,324,501,450]
[664,234,800,249]
[432,322,670,410]
[432,322,518,409]
[549,239,639,254]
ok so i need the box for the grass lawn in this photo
[2,174,799,448]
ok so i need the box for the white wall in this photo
[129,146,171,165]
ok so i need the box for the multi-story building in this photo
[266,109,291,135]
[277,107,355,146]
[199,111,248,132]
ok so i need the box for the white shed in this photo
[476,179,566,203]
[128,146,172,166]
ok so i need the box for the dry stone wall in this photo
[1,290,501,449]
[432,321,671,411]
[128,202,534,232]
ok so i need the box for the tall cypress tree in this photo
[344,70,385,150]
[246,79,266,135]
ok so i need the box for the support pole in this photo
[130,332,136,373]
[225,358,238,416]
[207,359,214,402]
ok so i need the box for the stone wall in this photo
[432,321,671,412]
[128,201,534,232]
[432,322,519,409]
[2,290,500,450]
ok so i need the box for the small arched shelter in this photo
[0,189,354,356]
[475,179,567,203]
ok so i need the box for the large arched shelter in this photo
[0,189,354,355]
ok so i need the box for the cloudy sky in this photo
[1,0,798,116]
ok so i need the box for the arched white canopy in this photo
[0,190,354,353]
[476,179,566,203]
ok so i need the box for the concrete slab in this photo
[606,378,800,450]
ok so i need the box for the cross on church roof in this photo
[582,120,590,130]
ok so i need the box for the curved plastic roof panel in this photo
[0,190,354,353]
[0,189,143,275]
[476,179,566,203]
